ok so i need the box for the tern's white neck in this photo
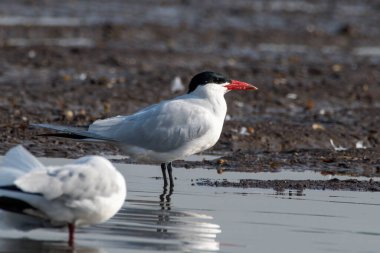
[189,83,228,118]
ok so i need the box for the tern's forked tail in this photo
[30,123,117,143]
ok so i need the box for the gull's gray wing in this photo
[14,163,119,204]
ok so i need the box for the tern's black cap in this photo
[188,71,229,93]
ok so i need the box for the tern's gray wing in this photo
[89,99,213,152]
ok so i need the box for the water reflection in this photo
[275,189,305,197]
[0,238,105,253]
[0,185,220,252]
[80,185,221,252]
[157,185,173,233]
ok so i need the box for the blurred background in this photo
[0,0,379,173]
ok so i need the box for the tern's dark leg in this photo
[167,162,174,187]
[161,163,168,186]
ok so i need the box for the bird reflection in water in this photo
[0,237,107,253]
[157,185,173,233]
[0,185,220,252]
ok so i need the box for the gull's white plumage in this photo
[0,145,126,244]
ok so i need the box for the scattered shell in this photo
[286,93,297,99]
[305,99,315,110]
[355,141,367,149]
[103,102,111,113]
[63,75,72,81]
[312,123,325,130]
[64,110,74,121]
[332,64,342,72]
[106,82,114,89]
[273,78,287,86]
[234,101,244,108]
[14,109,21,116]
[27,50,36,58]
[171,76,184,93]
[78,73,87,81]
[217,159,226,165]
[78,109,86,116]
[330,139,347,151]
[227,58,237,66]
[239,127,249,135]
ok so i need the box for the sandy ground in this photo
[0,0,379,190]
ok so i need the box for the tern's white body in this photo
[34,82,229,163]
[0,145,126,230]
[89,83,228,162]
[32,71,257,187]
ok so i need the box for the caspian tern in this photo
[32,71,257,187]
[0,145,126,246]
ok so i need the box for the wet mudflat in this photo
[0,157,379,253]
[0,0,379,179]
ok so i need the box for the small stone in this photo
[286,93,297,100]
[312,123,325,131]
[79,109,86,116]
[273,78,287,86]
[171,76,184,93]
[305,99,315,110]
[239,127,249,136]
[103,102,111,114]
[217,159,226,165]
[27,50,36,58]
[63,75,72,81]
[234,101,244,108]
[332,64,342,72]
[78,73,87,81]
[64,110,74,121]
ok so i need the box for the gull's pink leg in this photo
[68,223,75,247]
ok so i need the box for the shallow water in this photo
[0,157,379,253]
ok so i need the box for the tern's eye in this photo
[215,78,226,84]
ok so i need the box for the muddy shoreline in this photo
[196,178,380,192]
[0,1,379,190]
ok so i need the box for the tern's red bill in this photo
[225,80,258,91]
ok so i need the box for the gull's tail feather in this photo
[31,123,118,143]
[2,145,45,173]
[0,196,38,215]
